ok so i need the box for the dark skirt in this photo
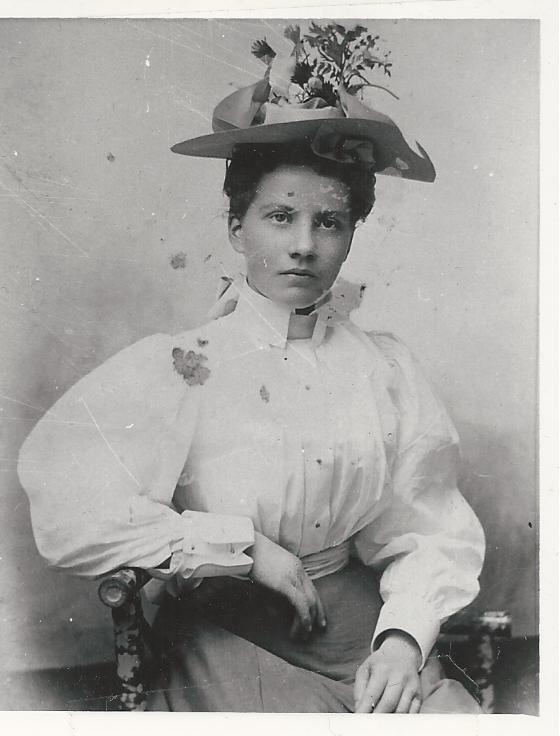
[147,560,480,713]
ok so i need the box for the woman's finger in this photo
[288,587,313,638]
[301,574,327,630]
[355,670,387,713]
[353,661,371,706]
[300,574,326,629]
[373,679,404,713]
[395,686,420,714]
[314,587,327,629]
[409,696,422,714]
[301,575,317,624]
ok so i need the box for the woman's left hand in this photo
[353,631,422,713]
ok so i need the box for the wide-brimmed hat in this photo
[171,23,436,183]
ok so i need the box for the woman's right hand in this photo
[249,531,327,640]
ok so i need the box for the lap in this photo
[149,617,354,712]
[147,561,480,713]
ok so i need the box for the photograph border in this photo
[0,1,557,735]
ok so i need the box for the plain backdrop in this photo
[0,18,538,676]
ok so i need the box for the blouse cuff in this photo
[372,596,440,670]
[151,509,254,581]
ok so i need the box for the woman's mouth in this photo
[281,269,317,278]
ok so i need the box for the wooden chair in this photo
[98,567,512,713]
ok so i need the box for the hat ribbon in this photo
[310,123,376,167]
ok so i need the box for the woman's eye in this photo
[269,212,290,224]
[319,217,339,230]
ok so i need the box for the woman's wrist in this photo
[376,629,422,669]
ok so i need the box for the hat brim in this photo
[171,117,436,183]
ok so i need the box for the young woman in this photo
[18,24,485,713]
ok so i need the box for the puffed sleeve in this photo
[353,333,485,668]
[17,334,254,579]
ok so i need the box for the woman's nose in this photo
[289,223,316,259]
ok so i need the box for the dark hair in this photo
[223,142,376,224]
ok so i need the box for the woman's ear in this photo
[228,214,245,254]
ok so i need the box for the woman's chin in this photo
[278,284,325,310]
[283,295,320,311]
[248,278,326,310]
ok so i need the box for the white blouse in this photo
[18,277,485,666]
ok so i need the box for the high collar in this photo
[208,275,336,349]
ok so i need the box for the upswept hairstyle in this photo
[223,142,376,224]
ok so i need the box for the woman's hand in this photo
[353,631,422,713]
[249,531,327,640]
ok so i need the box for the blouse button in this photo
[315,521,321,528]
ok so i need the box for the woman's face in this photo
[228,165,356,310]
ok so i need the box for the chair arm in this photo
[98,567,152,711]
[98,567,151,608]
